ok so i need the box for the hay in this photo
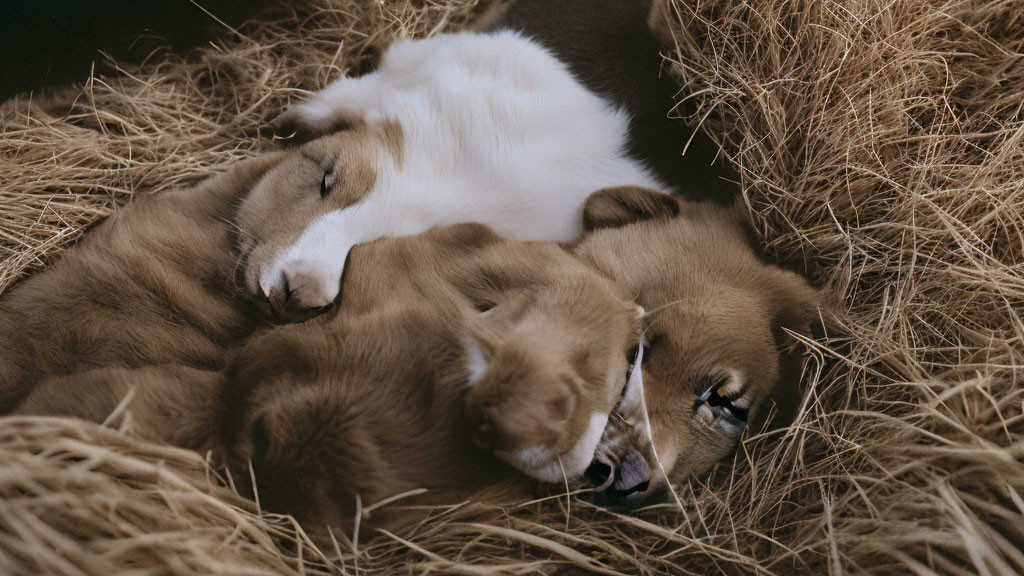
[1,0,1022,574]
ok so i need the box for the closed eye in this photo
[706,389,748,422]
[320,171,330,198]
[695,375,748,423]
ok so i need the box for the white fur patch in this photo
[463,336,489,388]
[259,30,667,302]
[498,412,609,483]
[620,342,646,411]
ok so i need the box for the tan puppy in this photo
[218,223,642,527]
[573,186,821,506]
[0,155,283,418]
[319,221,643,483]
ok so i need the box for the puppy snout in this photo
[262,260,336,322]
[610,448,651,497]
[585,448,656,509]
[282,262,333,309]
[470,406,511,451]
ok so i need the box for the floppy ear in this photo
[754,268,826,431]
[430,222,503,251]
[766,267,824,350]
[583,186,680,231]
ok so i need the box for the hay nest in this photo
[1,0,1022,573]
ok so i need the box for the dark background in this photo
[0,0,271,101]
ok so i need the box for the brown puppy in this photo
[216,222,643,528]
[323,222,644,483]
[0,155,283,418]
[573,186,821,506]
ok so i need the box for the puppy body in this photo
[239,29,667,316]
[0,156,281,416]
[219,222,642,528]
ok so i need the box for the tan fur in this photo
[575,186,822,502]
[1,166,641,529]
[332,221,641,461]
[217,223,640,528]
[2,162,817,523]
[0,155,284,417]
[18,365,225,450]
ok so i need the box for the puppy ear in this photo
[766,267,825,350]
[182,152,285,214]
[583,186,680,231]
[430,222,502,251]
[757,268,827,431]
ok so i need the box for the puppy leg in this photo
[14,365,223,451]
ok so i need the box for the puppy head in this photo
[463,275,643,483]
[575,186,823,502]
[234,117,403,322]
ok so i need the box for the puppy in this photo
[235,28,668,320]
[572,186,822,507]
[218,222,643,528]
[0,155,282,416]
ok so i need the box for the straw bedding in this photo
[1,0,1021,573]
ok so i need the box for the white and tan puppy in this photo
[237,30,667,319]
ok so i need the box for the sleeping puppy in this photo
[236,0,740,323]
[0,154,645,507]
[236,27,669,321]
[0,155,282,415]
[218,222,644,527]
[572,186,821,507]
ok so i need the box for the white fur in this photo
[498,412,610,482]
[261,30,666,301]
[463,336,489,388]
